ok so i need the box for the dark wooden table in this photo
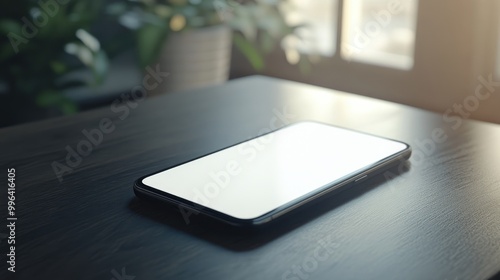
[1,76,500,280]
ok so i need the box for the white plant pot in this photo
[150,25,232,95]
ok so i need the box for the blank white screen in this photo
[142,122,407,220]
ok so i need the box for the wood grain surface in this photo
[1,76,499,280]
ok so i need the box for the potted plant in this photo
[108,0,308,94]
[0,0,110,126]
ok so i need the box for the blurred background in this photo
[1,0,499,128]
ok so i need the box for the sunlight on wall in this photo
[497,29,500,79]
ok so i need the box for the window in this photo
[283,0,338,61]
[283,0,418,69]
[264,1,500,123]
[341,0,419,69]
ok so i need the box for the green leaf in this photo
[136,23,168,67]
[0,41,17,61]
[233,33,264,71]
[260,31,275,54]
[50,61,67,75]
[91,50,109,85]
[36,90,64,107]
[0,19,21,35]
[60,99,78,114]
[106,2,128,15]
[35,90,78,114]
[298,56,312,75]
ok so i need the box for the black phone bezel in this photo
[133,121,411,227]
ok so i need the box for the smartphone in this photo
[134,121,411,226]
